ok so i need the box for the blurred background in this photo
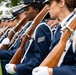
[0,0,23,7]
[0,0,24,18]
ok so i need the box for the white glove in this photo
[0,44,2,48]
[32,66,49,75]
[2,38,10,45]
[5,64,16,74]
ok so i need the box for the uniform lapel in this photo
[50,25,61,50]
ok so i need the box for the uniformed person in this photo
[32,0,76,75]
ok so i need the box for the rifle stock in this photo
[0,26,9,37]
[10,32,19,46]
[40,17,76,68]
[0,16,27,50]
[9,5,49,64]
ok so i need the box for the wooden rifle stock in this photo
[8,17,27,40]
[9,5,49,64]
[40,17,76,68]
[0,26,9,37]
[0,16,27,50]
[10,32,19,46]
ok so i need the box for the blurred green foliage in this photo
[0,60,2,75]
[0,0,24,7]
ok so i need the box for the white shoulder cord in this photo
[57,14,76,66]
[58,30,76,66]
[33,22,53,40]
[72,29,76,53]
[20,23,42,63]
[20,22,41,63]
[57,37,71,66]
[20,38,33,63]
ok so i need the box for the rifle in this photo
[7,18,19,28]
[0,26,9,37]
[9,5,49,64]
[0,20,5,28]
[0,18,19,38]
[0,16,27,50]
[9,31,19,46]
[0,20,9,37]
[40,15,76,68]
[8,21,32,50]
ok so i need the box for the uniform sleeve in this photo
[16,23,52,75]
[0,49,16,59]
[53,65,76,75]
[53,47,76,75]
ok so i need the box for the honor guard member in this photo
[0,0,52,75]
[32,0,76,75]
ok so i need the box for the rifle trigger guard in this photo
[66,25,73,32]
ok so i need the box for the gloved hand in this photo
[32,66,49,75]
[0,44,2,48]
[5,63,16,74]
[2,38,10,45]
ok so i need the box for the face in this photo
[49,0,62,19]
[19,12,26,20]
[25,6,38,21]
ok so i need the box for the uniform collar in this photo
[61,12,74,27]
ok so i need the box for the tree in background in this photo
[0,0,23,7]
[0,0,24,18]
[0,0,24,7]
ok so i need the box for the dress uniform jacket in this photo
[49,12,76,75]
[0,21,52,75]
